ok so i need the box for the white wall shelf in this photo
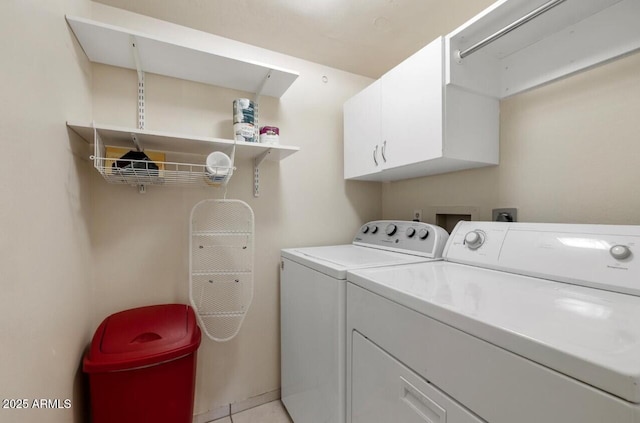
[66,13,300,195]
[68,122,299,190]
[65,15,299,98]
[68,122,299,161]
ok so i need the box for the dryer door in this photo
[351,331,485,423]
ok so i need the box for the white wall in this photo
[11,2,635,422]
[87,3,380,417]
[0,0,94,422]
[383,51,640,226]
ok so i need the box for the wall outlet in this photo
[413,209,422,222]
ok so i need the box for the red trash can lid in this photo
[84,304,201,373]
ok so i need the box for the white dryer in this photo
[280,220,449,423]
[346,221,640,423]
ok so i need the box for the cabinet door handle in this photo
[381,140,387,162]
[373,145,379,166]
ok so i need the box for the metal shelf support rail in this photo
[131,35,147,192]
[253,149,272,197]
[253,70,273,197]
[131,35,145,131]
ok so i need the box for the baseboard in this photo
[193,389,281,423]
[193,404,230,423]
[230,389,281,414]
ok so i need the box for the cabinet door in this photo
[381,36,443,170]
[343,79,382,180]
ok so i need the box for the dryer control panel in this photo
[353,220,449,259]
[445,221,640,296]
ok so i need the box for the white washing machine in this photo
[346,221,640,423]
[280,220,449,423]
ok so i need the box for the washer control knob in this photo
[361,225,370,234]
[406,227,416,238]
[610,245,631,260]
[386,224,397,236]
[418,228,429,240]
[464,231,484,250]
[370,225,378,234]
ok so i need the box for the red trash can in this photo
[84,304,201,423]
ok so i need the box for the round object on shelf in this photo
[205,152,232,184]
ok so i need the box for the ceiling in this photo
[94,0,496,78]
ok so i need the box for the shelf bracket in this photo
[253,148,272,197]
[252,70,272,143]
[255,70,272,99]
[130,133,143,152]
[131,35,145,131]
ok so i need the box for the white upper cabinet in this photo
[380,37,444,171]
[344,79,382,179]
[344,0,640,182]
[344,37,498,181]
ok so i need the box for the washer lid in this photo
[282,245,432,279]
[348,261,640,404]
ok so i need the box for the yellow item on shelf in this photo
[104,146,166,179]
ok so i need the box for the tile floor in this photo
[213,400,293,423]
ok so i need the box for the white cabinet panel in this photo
[343,80,382,179]
[381,37,443,169]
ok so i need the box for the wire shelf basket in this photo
[91,128,235,187]
[91,157,235,187]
